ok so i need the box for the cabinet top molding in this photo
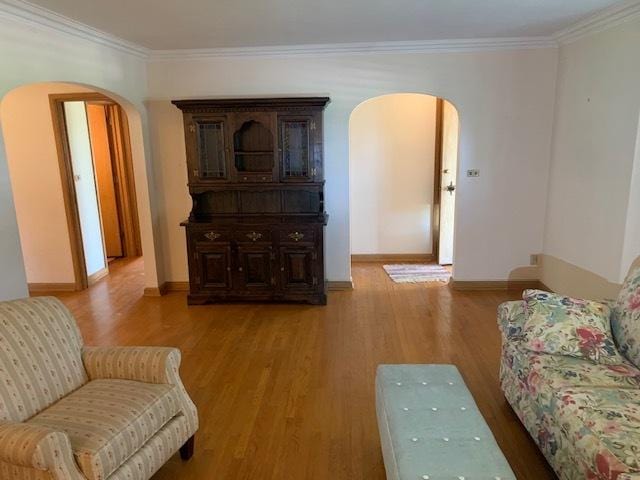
[172,97,331,112]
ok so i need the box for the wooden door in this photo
[279,246,316,291]
[236,245,275,291]
[438,101,459,265]
[87,103,123,258]
[195,245,233,291]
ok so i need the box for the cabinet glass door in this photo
[195,120,227,179]
[280,118,312,181]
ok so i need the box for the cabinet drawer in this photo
[279,227,315,244]
[234,228,273,243]
[193,229,231,243]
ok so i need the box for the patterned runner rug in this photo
[383,264,451,283]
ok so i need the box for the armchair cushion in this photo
[82,346,199,436]
[0,297,87,422]
[27,379,181,480]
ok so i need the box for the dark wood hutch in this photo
[172,97,330,305]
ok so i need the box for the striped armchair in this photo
[0,297,198,480]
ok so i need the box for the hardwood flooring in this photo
[43,257,556,480]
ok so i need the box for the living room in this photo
[0,1,639,479]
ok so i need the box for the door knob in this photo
[445,181,456,195]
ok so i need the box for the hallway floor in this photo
[41,258,556,479]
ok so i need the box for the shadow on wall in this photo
[0,81,158,292]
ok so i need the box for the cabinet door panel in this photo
[237,246,274,290]
[188,115,230,182]
[196,245,232,290]
[280,247,315,290]
[279,116,314,182]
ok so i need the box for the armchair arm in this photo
[82,346,199,436]
[0,423,84,479]
[497,300,527,340]
[82,346,181,384]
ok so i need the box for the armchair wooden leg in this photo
[180,435,195,460]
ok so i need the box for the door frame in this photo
[432,98,444,263]
[49,92,141,290]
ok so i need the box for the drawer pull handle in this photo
[246,231,263,242]
[204,232,221,241]
[288,232,305,242]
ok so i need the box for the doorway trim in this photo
[49,92,142,290]
[432,98,444,263]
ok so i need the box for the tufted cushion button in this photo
[431,407,438,411]
[474,436,481,441]
[396,382,402,386]
[403,407,409,411]
[411,437,419,442]
[422,476,430,479]
[443,437,449,442]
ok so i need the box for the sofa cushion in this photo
[503,341,640,414]
[612,267,640,368]
[553,387,640,478]
[27,379,180,480]
[522,290,624,365]
[0,297,87,422]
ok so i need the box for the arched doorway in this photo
[0,82,155,293]
[349,93,460,280]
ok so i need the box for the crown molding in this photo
[0,0,150,58]
[148,37,558,61]
[2,0,639,62]
[553,0,640,44]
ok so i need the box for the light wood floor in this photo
[44,257,556,480]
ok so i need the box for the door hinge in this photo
[310,121,316,131]
[311,167,317,177]
[189,124,196,133]
[312,276,318,286]
[312,252,317,261]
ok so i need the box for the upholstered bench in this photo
[376,364,516,480]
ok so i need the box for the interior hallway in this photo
[38,259,556,479]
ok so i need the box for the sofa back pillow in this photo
[611,267,640,367]
[522,290,624,365]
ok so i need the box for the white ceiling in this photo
[25,0,623,50]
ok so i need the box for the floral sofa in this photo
[499,267,640,480]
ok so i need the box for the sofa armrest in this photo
[82,346,181,384]
[82,346,199,436]
[0,423,84,479]
[497,301,527,340]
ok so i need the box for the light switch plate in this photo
[466,169,480,177]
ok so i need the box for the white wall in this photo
[543,17,640,287]
[147,48,558,282]
[63,101,106,276]
[0,16,161,299]
[350,93,437,255]
[0,84,93,284]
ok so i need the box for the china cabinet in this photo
[173,97,330,304]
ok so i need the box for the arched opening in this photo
[0,82,156,294]
[349,93,460,283]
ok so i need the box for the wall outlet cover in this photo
[466,169,480,177]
